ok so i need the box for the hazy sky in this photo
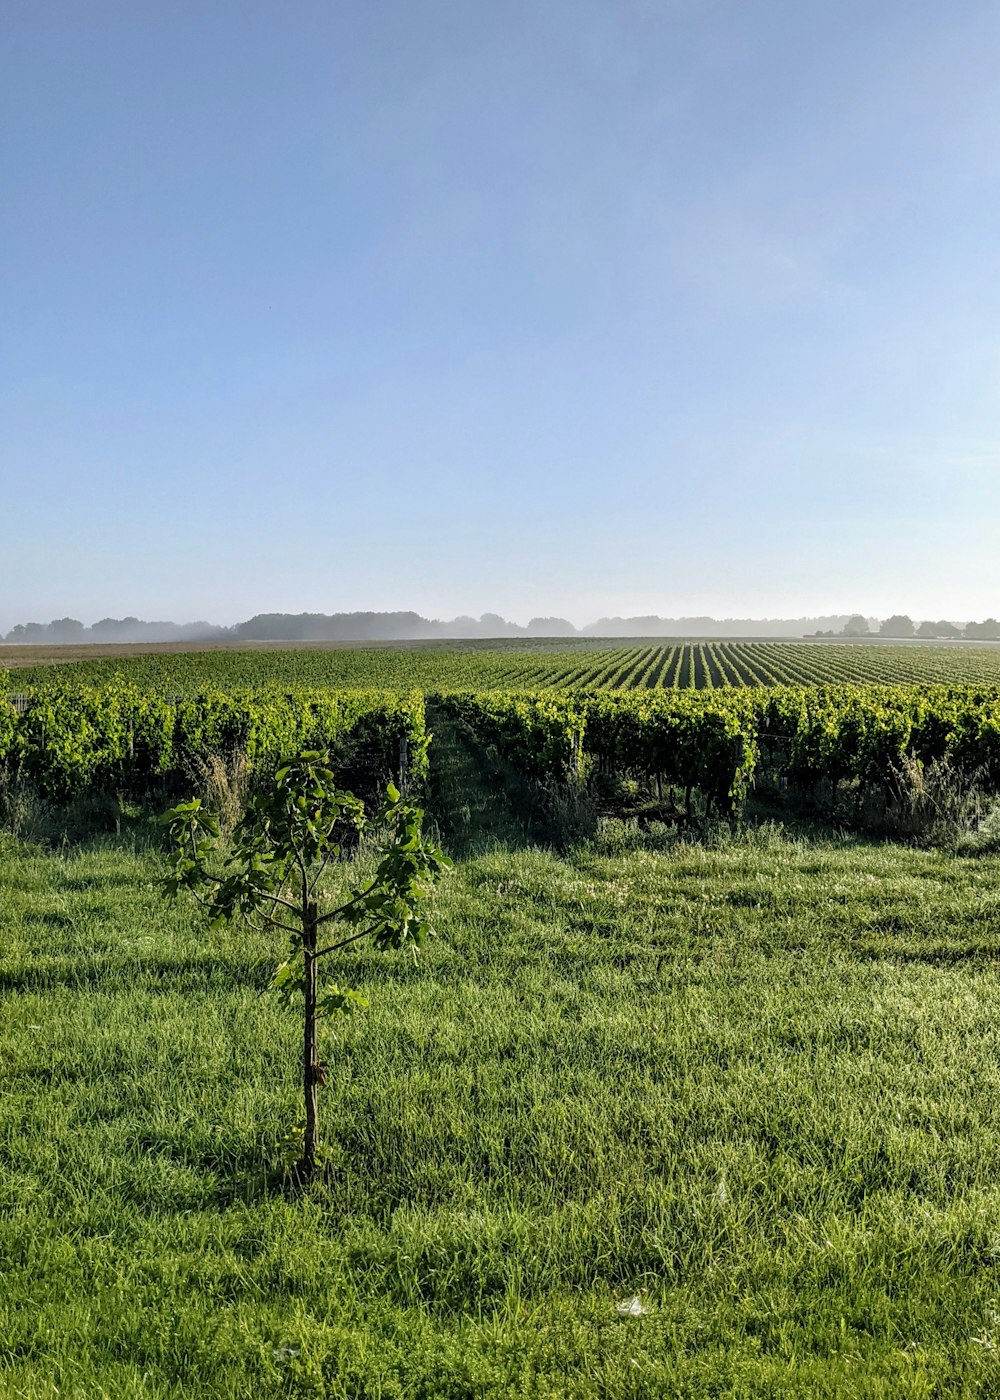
[3,0,999,629]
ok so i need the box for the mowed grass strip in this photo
[1,827,1000,1396]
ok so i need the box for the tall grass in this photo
[2,821,1000,1395]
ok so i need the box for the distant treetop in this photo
[841,615,871,637]
[879,615,916,639]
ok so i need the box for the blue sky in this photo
[3,0,999,629]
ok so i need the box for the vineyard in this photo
[5,663,1000,827]
[440,685,1000,817]
[0,677,427,800]
[9,638,1000,692]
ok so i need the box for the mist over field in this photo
[4,609,998,646]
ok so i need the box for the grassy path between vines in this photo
[423,702,539,856]
[2,809,1000,1395]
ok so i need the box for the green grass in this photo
[3,813,1000,1396]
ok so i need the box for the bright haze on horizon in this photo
[3,0,999,633]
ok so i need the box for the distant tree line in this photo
[809,614,1000,641]
[4,610,1000,645]
[2,617,231,645]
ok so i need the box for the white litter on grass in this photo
[971,1302,1000,1352]
[714,1176,729,1205]
[273,1346,300,1361]
[616,1296,648,1318]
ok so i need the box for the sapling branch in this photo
[307,831,344,897]
[313,925,380,960]
[256,912,300,935]
[253,889,301,915]
[291,838,309,901]
[313,880,379,926]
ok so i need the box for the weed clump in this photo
[879,755,992,846]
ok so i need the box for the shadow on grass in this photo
[57,869,157,890]
[20,910,76,928]
[0,776,184,851]
[127,1125,397,1209]
[853,942,1000,965]
[0,952,272,995]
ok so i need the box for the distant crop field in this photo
[7,637,1000,692]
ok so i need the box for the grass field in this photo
[3,719,1000,1396]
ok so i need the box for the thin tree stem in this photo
[302,904,319,1180]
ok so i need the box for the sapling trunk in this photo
[302,902,319,1179]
